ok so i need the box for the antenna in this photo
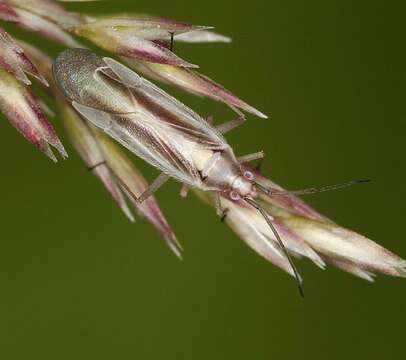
[244,197,304,298]
[256,179,371,197]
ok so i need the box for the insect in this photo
[53,49,366,296]
[53,49,264,205]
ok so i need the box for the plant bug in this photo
[54,49,369,296]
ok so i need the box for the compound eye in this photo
[243,171,255,181]
[230,190,241,201]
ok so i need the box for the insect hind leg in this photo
[119,172,170,204]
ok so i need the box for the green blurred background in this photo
[0,0,405,359]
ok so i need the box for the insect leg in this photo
[212,192,229,220]
[136,172,171,203]
[213,192,223,216]
[215,115,246,134]
[220,208,229,222]
[237,151,265,164]
[207,105,245,133]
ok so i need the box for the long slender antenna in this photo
[245,197,304,298]
[256,179,370,197]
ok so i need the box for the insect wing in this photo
[102,57,229,151]
[72,100,200,186]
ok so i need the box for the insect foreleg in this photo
[237,151,265,164]
[211,192,229,220]
[137,172,171,203]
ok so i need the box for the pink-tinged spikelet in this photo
[0,69,67,161]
